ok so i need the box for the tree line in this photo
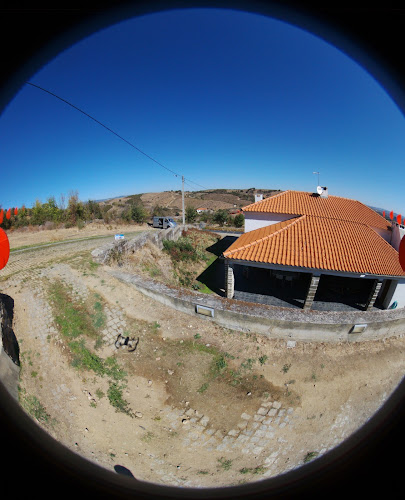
[0,193,244,231]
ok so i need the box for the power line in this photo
[26,82,209,189]
[183,179,206,191]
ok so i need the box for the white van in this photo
[152,216,177,229]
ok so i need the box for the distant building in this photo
[196,208,209,214]
[223,190,405,311]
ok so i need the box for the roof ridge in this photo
[242,190,288,211]
[303,212,386,227]
[225,215,304,257]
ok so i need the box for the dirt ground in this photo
[2,225,405,490]
[7,221,151,250]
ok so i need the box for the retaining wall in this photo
[0,295,20,400]
[91,225,187,264]
[109,269,405,342]
[93,228,405,342]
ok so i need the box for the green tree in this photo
[30,200,46,225]
[66,191,84,225]
[213,209,229,226]
[43,197,63,223]
[85,200,103,220]
[131,204,147,224]
[185,206,197,223]
[233,213,245,228]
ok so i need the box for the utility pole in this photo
[182,175,185,226]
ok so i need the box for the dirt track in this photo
[1,224,404,488]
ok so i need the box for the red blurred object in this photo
[390,210,394,220]
[399,236,405,272]
[14,207,18,216]
[397,214,402,224]
[0,210,3,224]
[6,208,11,220]
[382,210,385,218]
[0,227,10,270]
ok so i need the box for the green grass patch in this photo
[96,388,105,399]
[239,466,265,475]
[104,356,127,381]
[49,281,94,339]
[19,389,54,426]
[241,358,255,371]
[210,354,227,377]
[91,299,106,329]
[107,382,133,416]
[197,382,209,393]
[258,355,268,365]
[69,339,105,375]
[303,451,319,463]
[141,431,155,442]
[218,457,233,471]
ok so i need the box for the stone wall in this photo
[0,294,20,400]
[91,225,186,264]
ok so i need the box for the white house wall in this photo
[390,223,405,251]
[244,212,299,233]
[390,280,405,309]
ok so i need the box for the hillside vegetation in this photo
[1,188,281,233]
[114,228,221,293]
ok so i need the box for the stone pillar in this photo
[366,280,382,311]
[303,275,320,310]
[225,262,235,299]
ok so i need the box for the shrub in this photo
[163,237,197,262]
[185,206,197,222]
[233,213,244,228]
[131,204,147,224]
[213,209,229,226]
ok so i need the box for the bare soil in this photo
[7,221,150,249]
[2,225,405,490]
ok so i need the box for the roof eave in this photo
[224,257,405,280]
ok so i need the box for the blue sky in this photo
[0,7,404,213]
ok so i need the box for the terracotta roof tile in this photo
[224,215,405,277]
[242,190,389,231]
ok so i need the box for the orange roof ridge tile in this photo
[224,215,304,257]
[242,190,290,211]
[224,214,405,276]
[241,190,389,231]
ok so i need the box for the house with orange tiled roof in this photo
[222,189,405,311]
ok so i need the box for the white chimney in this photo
[255,193,263,203]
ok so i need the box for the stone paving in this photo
[164,397,297,479]
[101,304,129,347]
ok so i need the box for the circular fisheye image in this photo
[0,6,404,491]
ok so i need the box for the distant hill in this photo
[98,188,282,217]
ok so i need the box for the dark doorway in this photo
[233,265,311,308]
[312,275,375,311]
